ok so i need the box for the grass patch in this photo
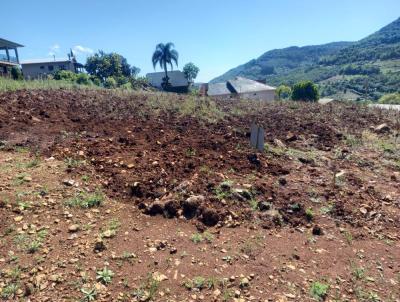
[65,191,104,208]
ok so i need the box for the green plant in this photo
[104,77,117,89]
[96,267,114,284]
[191,233,203,244]
[76,73,91,85]
[291,80,319,102]
[65,192,104,208]
[1,283,19,299]
[11,67,23,80]
[132,273,160,301]
[305,208,314,221]
[80,287,97,302]
[344,230,353,245]
[184,276,206,290]
[353,266,365,280]
[183,62,200,84]
[310,281,329,301]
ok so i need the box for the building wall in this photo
[239,90,276,101]
[22,61,75,79]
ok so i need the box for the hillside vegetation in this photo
[212,17,400,101]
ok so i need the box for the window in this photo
[48,65,54,71]
[40,66,45,69]
[59,65,66,70]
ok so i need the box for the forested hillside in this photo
[212,17,400,100]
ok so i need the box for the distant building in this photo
[146,70,189,93]
[21,56,84,79]
[207,77,276,101]
[0,38,24,76]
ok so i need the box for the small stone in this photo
[14,216,23,222]
[63,179,75,186]
[312,225,323,236]
[94,239,106,252]
[68,224,79,233]
[152,272,168,282]
[240,277,250,288]
[374,123,390,133]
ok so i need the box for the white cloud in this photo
[48,43,60,56]
[72,45,94,55]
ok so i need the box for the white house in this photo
[21,57,84,79]
[146,70,189,90]
[207,77,276,101]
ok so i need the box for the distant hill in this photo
[211,17,400,101]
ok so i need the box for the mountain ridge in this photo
[211,17,400,100]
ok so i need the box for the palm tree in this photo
[152,43,179,89]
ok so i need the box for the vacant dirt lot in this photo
[0,89,399,301]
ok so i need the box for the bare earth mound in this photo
[0,89,399,301]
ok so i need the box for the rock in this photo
[298,157,314,165]
[62,179,75,186]
[24,176,32,182]
[233,188,252,200]
[286,132,298,142]
[127,163,134,169]
[130,182,143,198]
[247,154,261,167]
[279,177,287,186]
[374,123,390,134]
[240,277,250,288]
[68,224,79,233]
[274,139,286,148]
[260,209,283,229]
[359,207,368,215]
[164,199,180,217]
[146,200,165,216]
[14,216,23,222]
[152,272,168,282]
[94,239,106,252]
[201,208,220,226]
[49,274,61,283]
[213,289,221,297]
[170,247,177,254]
[182,195,204,219]
[312,225,323,236]
[102,229,115,238]
[258,201,272,211]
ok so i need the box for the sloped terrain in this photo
[211,17,400,100]
[0,89,399,301]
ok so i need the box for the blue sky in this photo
[2,0,399,82]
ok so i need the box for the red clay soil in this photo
[0,89,399,301]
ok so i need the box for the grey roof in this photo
[229,77,276,93]
[207,82,234,96]
[146,70,188,88]
[0,38,24,49]
[208,77,276,96]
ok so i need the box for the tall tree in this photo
[291,81,319,102]
[183,62,200,84]
[152,43,179,88]
[85,50,132,82]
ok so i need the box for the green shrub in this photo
[76,73,91,85]
[104,77,117,89]
[310,281,329,301]
[291,80,319,102]
[130,76,149,90]
[378,92,400,104]
[54,70,77,82]
[91,76,102,86]
[11,67,23,80]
